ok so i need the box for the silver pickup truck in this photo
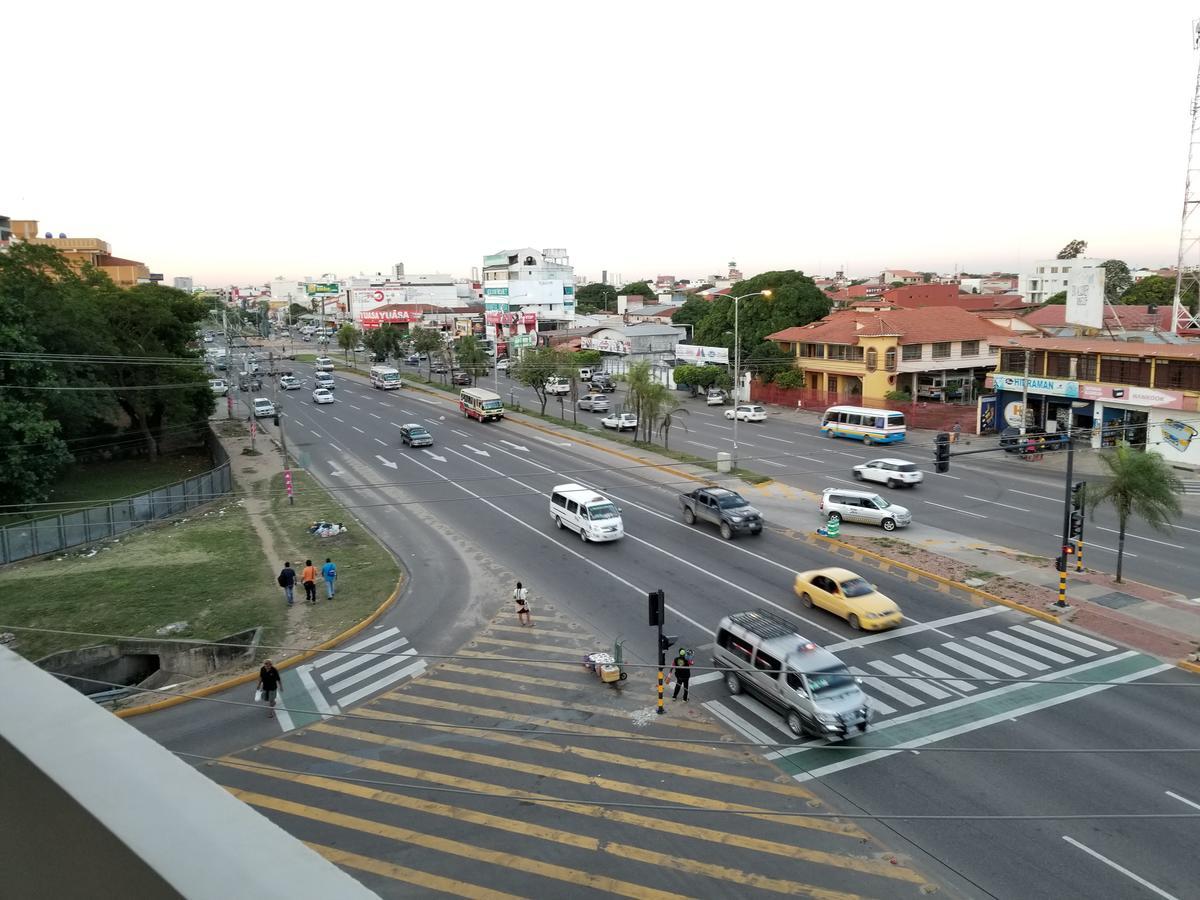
[679,487,764,540]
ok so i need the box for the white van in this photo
[549,483,624,543]
[369,365,402,390]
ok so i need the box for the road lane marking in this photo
[322,636,410,679]
[927,471,961,479]
[867,661,951,699]
[1010,489,1058,502]
[1061,836,1179,900]
[1166,790,1200,811]
[296,665,338,718]
[369,412,382,419]
[825,608,1009,652]
[332,416,344,423]
[851,668,924,707]
[917,648,999,682]
[315,627,402,669]
[452,429,469,437]
[308,843,525,900]
[687,441,720,450]
[759,459,788,468]
[792,454,824,463]
[984,630,1072,664]
[892,654,974,694]
[1094,526,1185,549]
[728,695,797,739]
[374,438,386,445]
[964,635,1049,671]
[702,700,783,748]
[963,495,1031,513]
[352,425,365,433]
[923,500,987,518]
[939,641,1026,677]
[309,429,321,437]
[690,671,725,686]
[1027,620,1115,651]
[328,648,420,693]
[349,404,361,410]
[1012,624,1096,657]
[337,659,426,706]
[757,434,795,444]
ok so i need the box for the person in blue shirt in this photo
[321,557,337,600]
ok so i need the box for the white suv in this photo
[820,488,912,531]
[852,458,924,489]
[725,404,767,422]
[252,397,275,418]
[314,356,335,372]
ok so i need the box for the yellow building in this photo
[9,219,150,287]
[767,307,1010,403]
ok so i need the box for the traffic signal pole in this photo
[648,589,675,715]
[1055,428,1075,608]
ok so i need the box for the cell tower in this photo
[1171,20,1200,333]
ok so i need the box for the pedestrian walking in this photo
[513,581,532,627]
[321,557,337,600]
[670,649,693,702]
[277,561,296,607]
[301,559,318,605]
[257,659,281,718]
[951,421,962,443]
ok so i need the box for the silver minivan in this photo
[820,488,912,531]
[713,609,871,738]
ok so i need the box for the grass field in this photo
[0,468,401,663]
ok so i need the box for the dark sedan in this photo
[400,423,433,447]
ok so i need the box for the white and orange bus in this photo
[460,387,504,422]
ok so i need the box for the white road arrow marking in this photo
[330,464,346,477]
[375,455,398,469]
[500,440,530,452]
[421,449,447,462]
[462,444,490,457]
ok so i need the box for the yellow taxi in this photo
[793,566,903,631]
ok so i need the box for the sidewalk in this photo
[499,405,1200,669]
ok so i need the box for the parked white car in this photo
[602,412,638,431]
[314,356,335,372]
[251,397,275,418]
[312,388,335,404]
[209,378,228,396]
[852,458,924,489]
[706,389,727,406]
[725,404,767,422]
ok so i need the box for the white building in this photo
[1018,258,1104,305]
[172,276,193,292]
[482,248,575,341]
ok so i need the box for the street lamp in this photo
[730,290,771,463]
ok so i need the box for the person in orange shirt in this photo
[301,559,318,604]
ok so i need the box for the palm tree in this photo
[656,397,688,450]
[1087,445,1183,583]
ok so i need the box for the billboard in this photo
[675,344,729,365]
[1065,266,1105,329]
[351,288,408,306]
[306,282,341,295]
[359,309,423,329]
[581,336,631,354]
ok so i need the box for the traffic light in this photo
[934,432,951,474]
[1071,481,1086,512]
[1069,511,1084,540]
[648,589,665,626]
[659,633,678,653]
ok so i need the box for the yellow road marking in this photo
[394,676,721,733]
[309,722,865,837]
[231,789,678,900]
[307,842,523,899]
[368,690,724,737]
[467,636,589,655]
[220,758,599,849]
[248,742,916,880]
[610,841,871,899]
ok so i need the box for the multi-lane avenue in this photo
[155,354,1200,899]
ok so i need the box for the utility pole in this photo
[1020,349,1030,436]
[1055,425,1075,608]
[648,590,675,716]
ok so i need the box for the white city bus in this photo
[820,406,907,444]
[369,365,402,390]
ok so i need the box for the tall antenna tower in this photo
[1171,19,1200,333]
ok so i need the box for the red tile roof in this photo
[1020,304,1181,331]
[1006,336,1200,359]
[767,307,1010,346]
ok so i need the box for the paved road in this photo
[485,367,1200,597]
[176,358,1196,899]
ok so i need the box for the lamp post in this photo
[730,290,771,463]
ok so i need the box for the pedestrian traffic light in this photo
[1071,481,1086,512]
[659,634,678,653]
[648,589,665,626]
[1069,510,1084,541]
[934,432,951,474]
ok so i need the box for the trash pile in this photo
[308,521,347,537]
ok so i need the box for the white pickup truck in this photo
[545,377,571,396]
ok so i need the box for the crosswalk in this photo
[276,626,426,732]
[701,613,1155,758]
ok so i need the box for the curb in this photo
[1178,659,1200,675]
[788,529,1062,625]
[115,570,404,719]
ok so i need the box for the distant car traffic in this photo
[312,388,334,404]
[431,361,450,374]
[405,354,421,366]
[545,377,570,396]
[725,404,767,422]
[279,375,301,390]
[793,567,903,631]
[451,371,472,385]
[601,412,637,431]
[577,393,610,412]
[496,358,511,372]
[852,458,923,488]
[399,423,433,447]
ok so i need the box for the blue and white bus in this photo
[820,406,907,444]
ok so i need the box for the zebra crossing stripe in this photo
[322,637,409,680]
[867,661,951,699]
[851,668,923,707]
[984,630,1072,664]
[940,641,1026,677]
[964,636,1049,671]
[297,665,339,718]
[892,654,975,693]
[315,626,402,669]
[328,648,418,694]
[703,701,779,749]
[1012,625,1095,657]
[336,659,426,707]
[1028,620,1116,651]
[729,694,795,739]
[918,647,999,682]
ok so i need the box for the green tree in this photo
[573,283,618,315]
[1086,445,1183,583]
[1100,260,1131,303]
[511,346,571,414]
[1045,291,1068,305]
[743,341,792,384]
[572,349,602,368]
[774,369,805,390]
[409,327,445,381]
[619,281,657,302]
[287,303,308,325]
[693,271,831,360]
[336,324,362,364]
[672,363,718,395]
[1057,239,1088,260]
[363,324,403,362]
[656,395,688,450]
[671,295,711,331]
[1119,275,1198,312]
[454,334,489,385]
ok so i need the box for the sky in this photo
[6,1,1200,287]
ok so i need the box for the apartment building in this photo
[1017,258,1104,306]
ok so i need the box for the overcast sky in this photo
[6,1,1199,286]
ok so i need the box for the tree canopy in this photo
[692,271,831,358]
[1100,260,1131,303]
[1057,239,1088,260]
[573,283,618,315]
[1045,291,1068,305]
[1118,275,1198,312]
[619,281,656,301]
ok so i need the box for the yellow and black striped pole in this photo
[657,667,665,715]
[1075,538,1083,572]
[1057,564,1068,608]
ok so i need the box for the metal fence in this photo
[0,433,232,566]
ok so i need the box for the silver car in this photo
[577,393,610,412]
[819,488,912,531]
